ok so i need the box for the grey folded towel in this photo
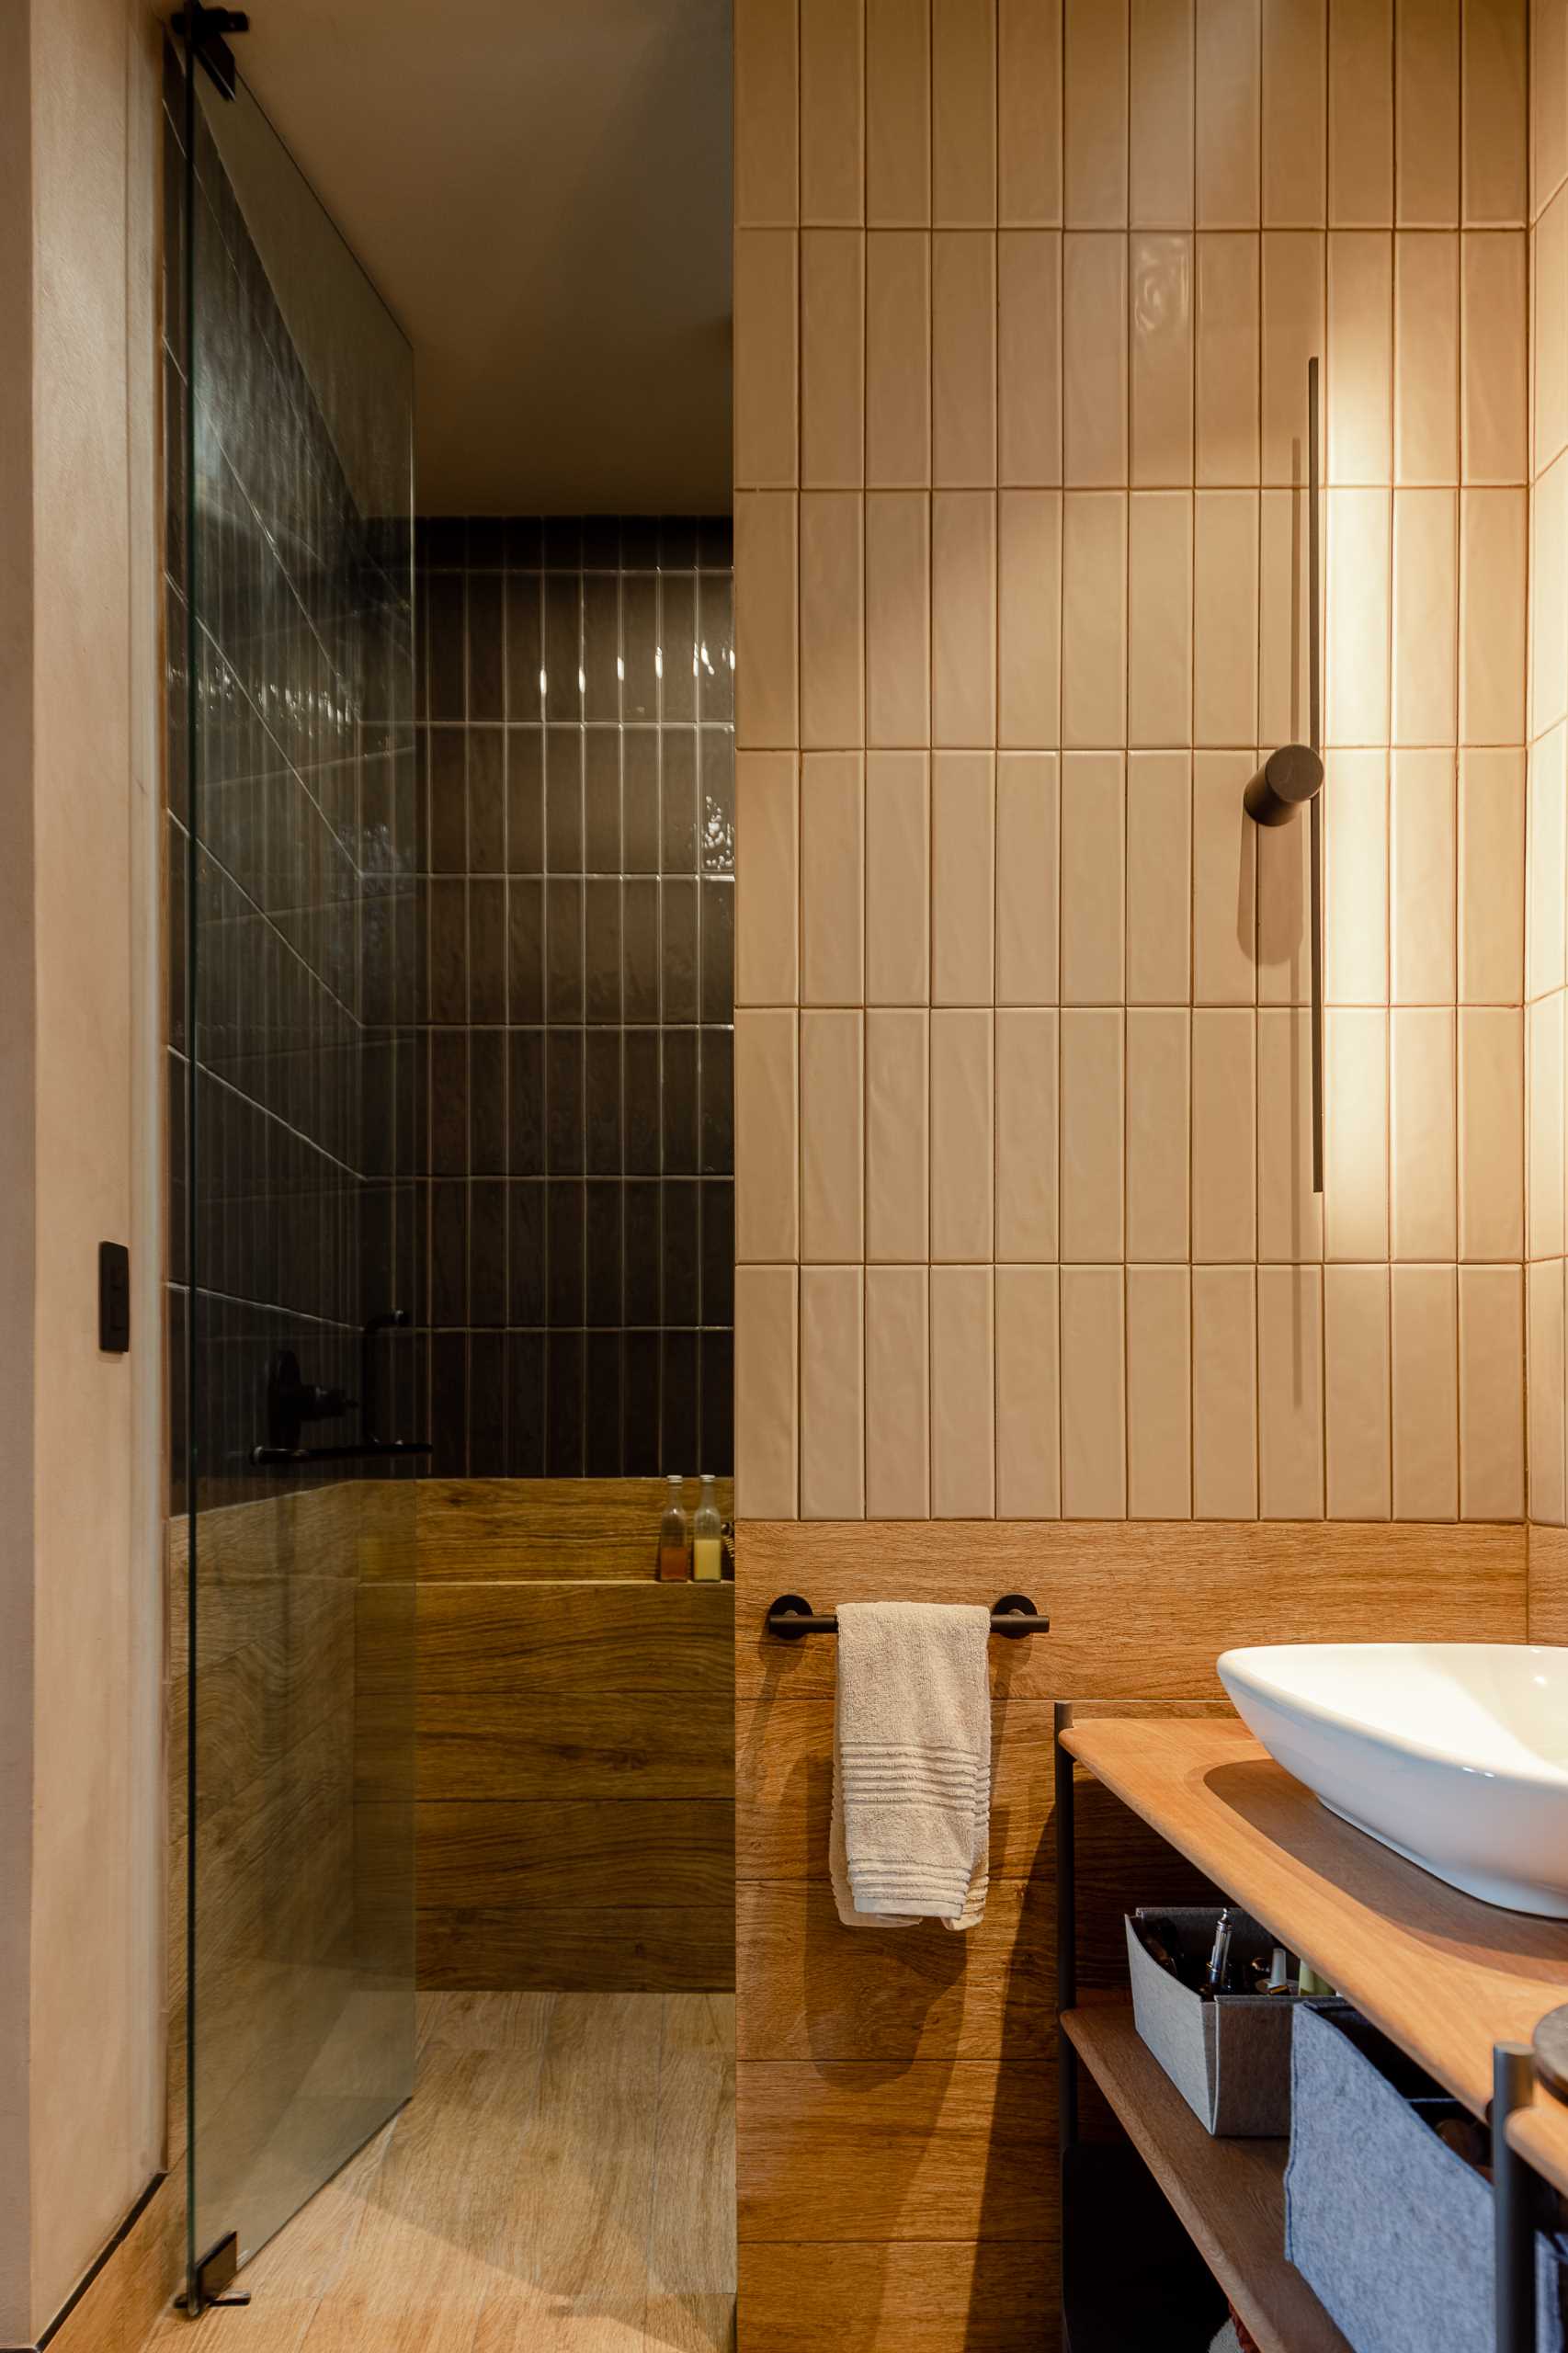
[829,1600,992,1930]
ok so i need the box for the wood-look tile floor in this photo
[143,1994,735,2353]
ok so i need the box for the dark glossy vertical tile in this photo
[543,574,581,721]
[542,517,583,572]
[661,517,699,569]
[470,1028,506,1174]
[544,878,584,1020]
[661,727,697,871]
[581,516,620,568]
[662,1029,699,1174]
[700,728,735,875]
[507,1182,546,1323]
[700,1178,734,1324]
[545,725,584,872]
[585,1331,622,1474]
[622,878,660,1023]
[623,729,660,870]
[699,1029,733,1176]
[624,1029,661,1176]
[624,1181,660,1325]
[700,878,733,1021]
[429,1029,469,1176]
[468,727,506,870]
[469,878,506,1022]
[620,516,660,570]
[426,517,467,568]
[582,573,619,721]
[546,1329,585,1473]
[427,878,467,1023]
[663,1180,699,1324]
[506,1328,546,1474]
[585,1183,623,1325]
[430,1332,467,1475]
[467,517,506,569]
[470,1179,506,1327]
[661,1329,699,1474]
[507,878,544,1022]
[506,727,544,872]
[506,517,543,569]
[622,576,659,720]
[547,1028,585,1176]
[468,1331,506,1472]
[585,879,622,1025]
[584,731,620,871]
[699,514,733,568]
[622,1329,660,1473]
[546,1181,585,1326]
[698,572,734,724]
[662,877,699,1021]
[508,1029,545,1176]
[467,572,504,720]
[660,573,697,722]
[431,1180,468,1326]
[505,572,542,719]
[425,570,465,721]
[699,1327,733,1475]
[585,1029,622,1174]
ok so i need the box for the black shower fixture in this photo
[1242,742,1324,827]
[1244,355,1324,1197]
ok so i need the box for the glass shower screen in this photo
[170,24,420,2312]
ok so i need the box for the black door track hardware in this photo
[176,2229,250,2315]
[171,6,249,101]
[252,1323,432,1466]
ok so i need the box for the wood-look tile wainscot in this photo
[414,1478,736,1993]
[733,1518,1527,2352]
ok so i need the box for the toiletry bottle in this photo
[692,1474,722,1581]
[657,1475,690,1581]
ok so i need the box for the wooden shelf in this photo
[1062,1715,1568,2121]
[1062,2004,1351,2353]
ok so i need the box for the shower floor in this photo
[142,1993,735,2352]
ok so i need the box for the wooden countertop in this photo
[1062,1715,1568,2127]
[1062,2004,1352,2353]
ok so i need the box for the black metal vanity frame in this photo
[1052,1702,1560,2353]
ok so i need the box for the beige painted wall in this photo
[0,0,165,2338]
[732,0,1532,1529]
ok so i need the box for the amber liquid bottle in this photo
[657,1474,690,1580]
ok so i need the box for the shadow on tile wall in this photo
[415,516,735,1477]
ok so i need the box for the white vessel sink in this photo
[1216,1643,1568,1917]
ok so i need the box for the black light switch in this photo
[98,1241,131,1352]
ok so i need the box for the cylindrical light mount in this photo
[1243,743,1324,827]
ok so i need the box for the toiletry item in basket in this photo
[1203,1910,1234,1996]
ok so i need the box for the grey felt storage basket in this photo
[1125,1907,1324,2136]
[1286,2002,1568,2353]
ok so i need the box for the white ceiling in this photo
[233,0,733,517]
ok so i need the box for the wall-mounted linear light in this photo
[1244,356,1324,1196]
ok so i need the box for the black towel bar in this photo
[766,1592,1049,1641]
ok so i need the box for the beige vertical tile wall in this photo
[1532,0,1568,1526]
[734,0,1530,1526]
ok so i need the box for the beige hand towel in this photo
[829,1600,992,1931]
